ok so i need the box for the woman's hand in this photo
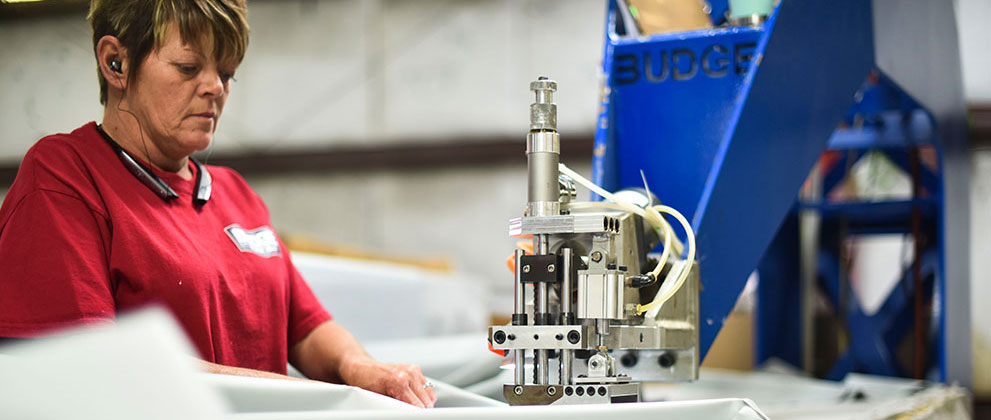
[338,354,436,408]
[289,321,437,408]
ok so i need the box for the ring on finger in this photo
[422,381,434,389]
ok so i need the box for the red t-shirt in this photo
[0,122,331,374]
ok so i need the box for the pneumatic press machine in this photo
[489,78,700,405]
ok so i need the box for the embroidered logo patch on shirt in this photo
[224,224,281,258]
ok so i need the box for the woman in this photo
[0,0,436,408]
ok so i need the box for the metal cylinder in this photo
[526,134,560,217]
[536,90,552,104]
[534,234,550,385]
[560,248,573,384]
[535,349,548,385]
[529,78,558,131]
[560,351,573,385]
[514,349,526,386]
[513,249,526,385]
[513,249,526,317]
[534,235,550,316]
[529,104,557,131]
[527,150,559,203]
[561,248,572,314]
[597,319,609,348]
[526,77,560,218]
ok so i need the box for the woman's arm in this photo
[197,359,310,381]
[288,320,436,408]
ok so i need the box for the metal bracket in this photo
[490,325,589,350]
[519,255,559,283]
[503,383,640,405]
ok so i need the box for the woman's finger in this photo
[412,366,437,407]
[406,366,435,408]
[423,382,437,407]
[398,386,425,408]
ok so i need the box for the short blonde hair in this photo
[88,0,249,105]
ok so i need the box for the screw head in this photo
[522,265,531,273]
[514,385,524,395]
[547,264,556,273]
[547,386,557,396]
[658,351,676,368]
[620,352,638,368]
[591,251,603,262]
[590,360,600,369]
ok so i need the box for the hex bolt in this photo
[567,330,581,344]
[591,251,603,262]
[514,385,524,396]
[523,265,531,273]
[493,330,507,344]
[547,264,555,273]
[547,386,557,396]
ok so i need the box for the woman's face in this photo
[127,24,238,161]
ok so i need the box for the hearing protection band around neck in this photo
[96,124,211,205]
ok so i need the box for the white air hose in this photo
[558,163,696,314]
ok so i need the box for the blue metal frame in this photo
[594,0,873,359]
[593,0,968,382]
[818,248,941,380]
[757,74,944,379]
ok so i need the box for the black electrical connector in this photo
[629,272,658,288]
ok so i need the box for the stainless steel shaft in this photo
[560,247,573,385]
[513,248,526,385]
[534,234,550,385]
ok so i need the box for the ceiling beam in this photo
[0,0,88,21]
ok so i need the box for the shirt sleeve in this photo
[0,189,115,337]
[284,249,332,347]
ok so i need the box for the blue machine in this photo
[592,0,971,384]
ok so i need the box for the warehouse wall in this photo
[971,150,991,397]
[957,0,990,102]
[0,0,605,300]
[957,0,991,397]
[0,0,604,160]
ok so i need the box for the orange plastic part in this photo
[506,234,534,273]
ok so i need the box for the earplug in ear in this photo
[110,60,122,73]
